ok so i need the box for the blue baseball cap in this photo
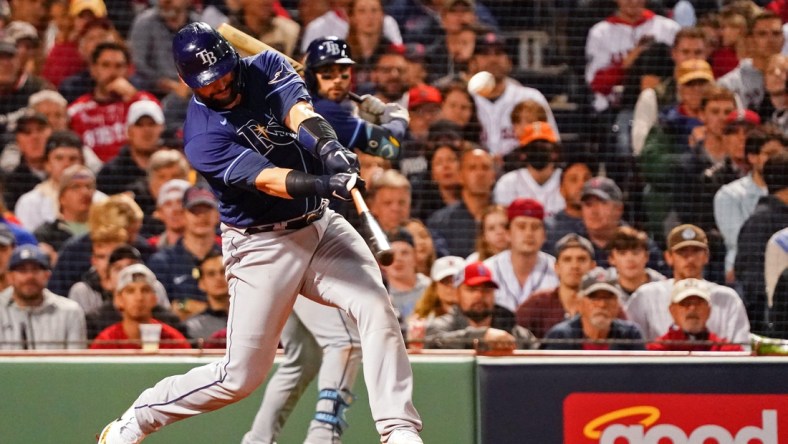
[9,244,51,270]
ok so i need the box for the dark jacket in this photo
[541,315,645,350]
[425,305,537,349]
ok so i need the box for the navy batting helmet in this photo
[172,22,239,88]
[304,37,355,93]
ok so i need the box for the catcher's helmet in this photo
[304,37,355,92]
[172,22,239,88]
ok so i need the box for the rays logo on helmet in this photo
[324,41,342,56]
[196,49,218,66]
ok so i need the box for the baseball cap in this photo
[724,109,761,127]
[404,43,427,63]
[388,227,414,247]
[157,179,191,207]
[667,224,708,251]
[675,59,714,86]
[519,122,558,146]
[127,100,165,126]
[9,244,50,271]
[445,0,475,9]
[581,176,623,203]
[430,255,465,282]
[507,198,544,222]
[0,39,16,55]
[474,32,506,55]
[14,110,49,133]
[0,224,15,247]
[116,263,157,292]
[69,0,107,17]
[408,84,442,111]
[579,269,622,298]
[108,244,142,266]
[46,130,83,158]
[183,186,218,210]
[454,261,498,288]
[5,21,39,45]
[58,165,95,195]
[555,233,594,257]
[671,278,711,304]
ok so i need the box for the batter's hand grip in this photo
[351,188,394,266]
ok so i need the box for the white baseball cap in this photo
[430,256,465,282]
[127,100,164,126]
[671,278,711,304]
[116,263,157,292]
[156,179,191,207]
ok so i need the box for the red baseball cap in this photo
[408,84,442,110]
[724,109,761,127]
[506,198,544,222]
[455,261,498,288]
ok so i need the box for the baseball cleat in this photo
[96,416,145,444]
[385,428,423,444]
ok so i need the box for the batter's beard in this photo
[199,81,242,109]
[463,309,493,323]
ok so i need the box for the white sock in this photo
[118,407,144,441]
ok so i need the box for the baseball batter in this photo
[243,37,409,444]
[98,23,422,444]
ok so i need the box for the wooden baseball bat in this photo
[217,23,363,103]
[351,188,394,266]
[217,24,391,264]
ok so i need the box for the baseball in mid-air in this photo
[468,71,496,97]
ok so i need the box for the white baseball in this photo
[467,71,496,97]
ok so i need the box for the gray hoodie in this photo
[0,288,87,349]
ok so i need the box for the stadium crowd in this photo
[0,0,786,351]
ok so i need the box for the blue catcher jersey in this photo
[183,51,323,227]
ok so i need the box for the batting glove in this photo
[358,94,386,115]
[319,140,360,175]
[315,173,365,201]
[380,103,410,125]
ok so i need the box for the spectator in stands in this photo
[5,20,43,77]
[516,234,597,339]
[0,224,16,291]
[584,0,680,114]
[484,198,558,314]
[428,147,496,257]
[15,131,87,231]
[647,278,743,351]
[370,46,409,106]
[383,227,430,322]
[147,185,221,320]
[71,242,170,318]
[762,54,788,133]
[8,0,49,33]
[41,0,100,88]
[468,31,558,158]
[410,140,461,221]
[715,126,786,283]
[710,9,746,79]
[90,264,190,349]
[147,179,189,250]
[438,81,481,142]
[543,159,594,254]
[300,0,402,54]
[368,169,412,233]
[577,176,665,272]
[424,1,478,82]
[494,138,565,217]
[639,59,714,243]
[346,0,395,93]
[606,226,666,303]
[736,152,788,335]
[675,86,737,233]
[27,90,69,133]
[763,228,788,338]
[185,249,229,341]
[404,218,436,277]
[407,84,443,142]
[3,111,51,210]
[128,0,200,98]
[466,204,508,262]
[49,193,152,297]
[0,244,86,350]
[626,224,750,345]
[67,42,159,162]
[34,165,99,265]
[719,11,784,112]
[137,149,191,239]
[0,37,47,131]
[96,100,165,195]
[58,17,118,103]
[410,255,464,322]
[231,0,299,57]
[542,269,645,351]
[425,260,536,350]
[631,27,709,155]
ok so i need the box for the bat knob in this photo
[376,249,394,266]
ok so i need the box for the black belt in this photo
[245,204,326,234]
